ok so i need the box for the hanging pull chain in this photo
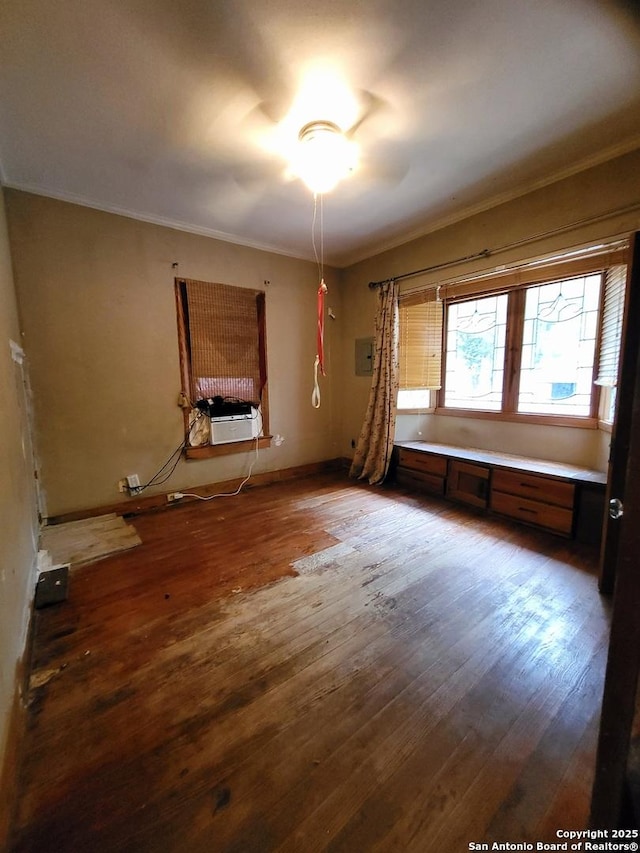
[311,194,328,408]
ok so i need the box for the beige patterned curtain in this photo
[350,280,400,484]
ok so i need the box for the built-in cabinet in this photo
[393,441,606,541]
[446,460,490,509]
[395,448,446,496]
[490,469,574,535]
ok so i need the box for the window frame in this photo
[175,277,271,458]
[436,272,609,428]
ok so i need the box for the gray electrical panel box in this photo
[355,337,375,376]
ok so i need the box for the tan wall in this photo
[0,185,39,840]
[6,191,344,517]
[341,148,640,470]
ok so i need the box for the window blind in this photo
[398,299,443,390]
[181,278,266,404]
[595,264,627,387]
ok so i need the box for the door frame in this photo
[590,232,640,826]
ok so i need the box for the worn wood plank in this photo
[9,473,607,852]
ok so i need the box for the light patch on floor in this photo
[40,513,141,567]
[292,541,357,574]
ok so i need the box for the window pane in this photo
[517,274,602,416]
[444,294,508,410]
[397,388,431,409]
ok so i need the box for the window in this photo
[444,293,508,411]
[398,297,443,410]
[442,271,608,420]
[443,273,603,420]
[175,278,269,455]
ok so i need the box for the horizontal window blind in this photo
[595,264,627,387]
[399,300,443,390]
[180,278,266,405]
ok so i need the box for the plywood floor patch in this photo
[40,514,141,567]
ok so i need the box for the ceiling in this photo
[1,0,640,267]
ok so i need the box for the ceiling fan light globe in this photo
[293,121,358,194]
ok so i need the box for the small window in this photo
[175,278,269,452]
[397,388,432,410]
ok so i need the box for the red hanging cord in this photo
[312,278,327,409]
[311,194,328,408]
[317,278,327,376]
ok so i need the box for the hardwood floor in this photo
[9,473,609,852]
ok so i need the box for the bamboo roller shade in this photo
[183,278,264,404]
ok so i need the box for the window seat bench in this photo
[392,441,607,542]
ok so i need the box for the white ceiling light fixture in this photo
[292,120,358,194]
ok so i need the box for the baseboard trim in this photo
[46,458,345,525]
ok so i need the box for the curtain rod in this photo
[367,200,640,289]
[368,250,490,288]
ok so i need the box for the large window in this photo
[443,273,603,420]
[397,246,628,425]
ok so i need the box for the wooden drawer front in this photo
[446,460,489,509]
[491,491,573,535]
[396,467,445,497]
[397,449,447,477]
[492,469,574,509]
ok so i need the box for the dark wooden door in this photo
[590,232,640,827]
[598,235,640,594]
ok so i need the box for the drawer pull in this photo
[518,506,538,515]
[519,482,539,489]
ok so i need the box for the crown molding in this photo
[1,181,319,265]
[338,136,640,268]
[5,134,640,271]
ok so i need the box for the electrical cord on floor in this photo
[174,410,262,502]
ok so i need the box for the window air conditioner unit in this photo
[210,408,260,445]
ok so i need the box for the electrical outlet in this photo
[118,478,128,493]
[126,474,141,492]
[167,493,184,503]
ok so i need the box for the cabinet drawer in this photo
[492,469,574,509]
[397,449,447,477]
[491,490,573,535]
[396,467,445,497]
